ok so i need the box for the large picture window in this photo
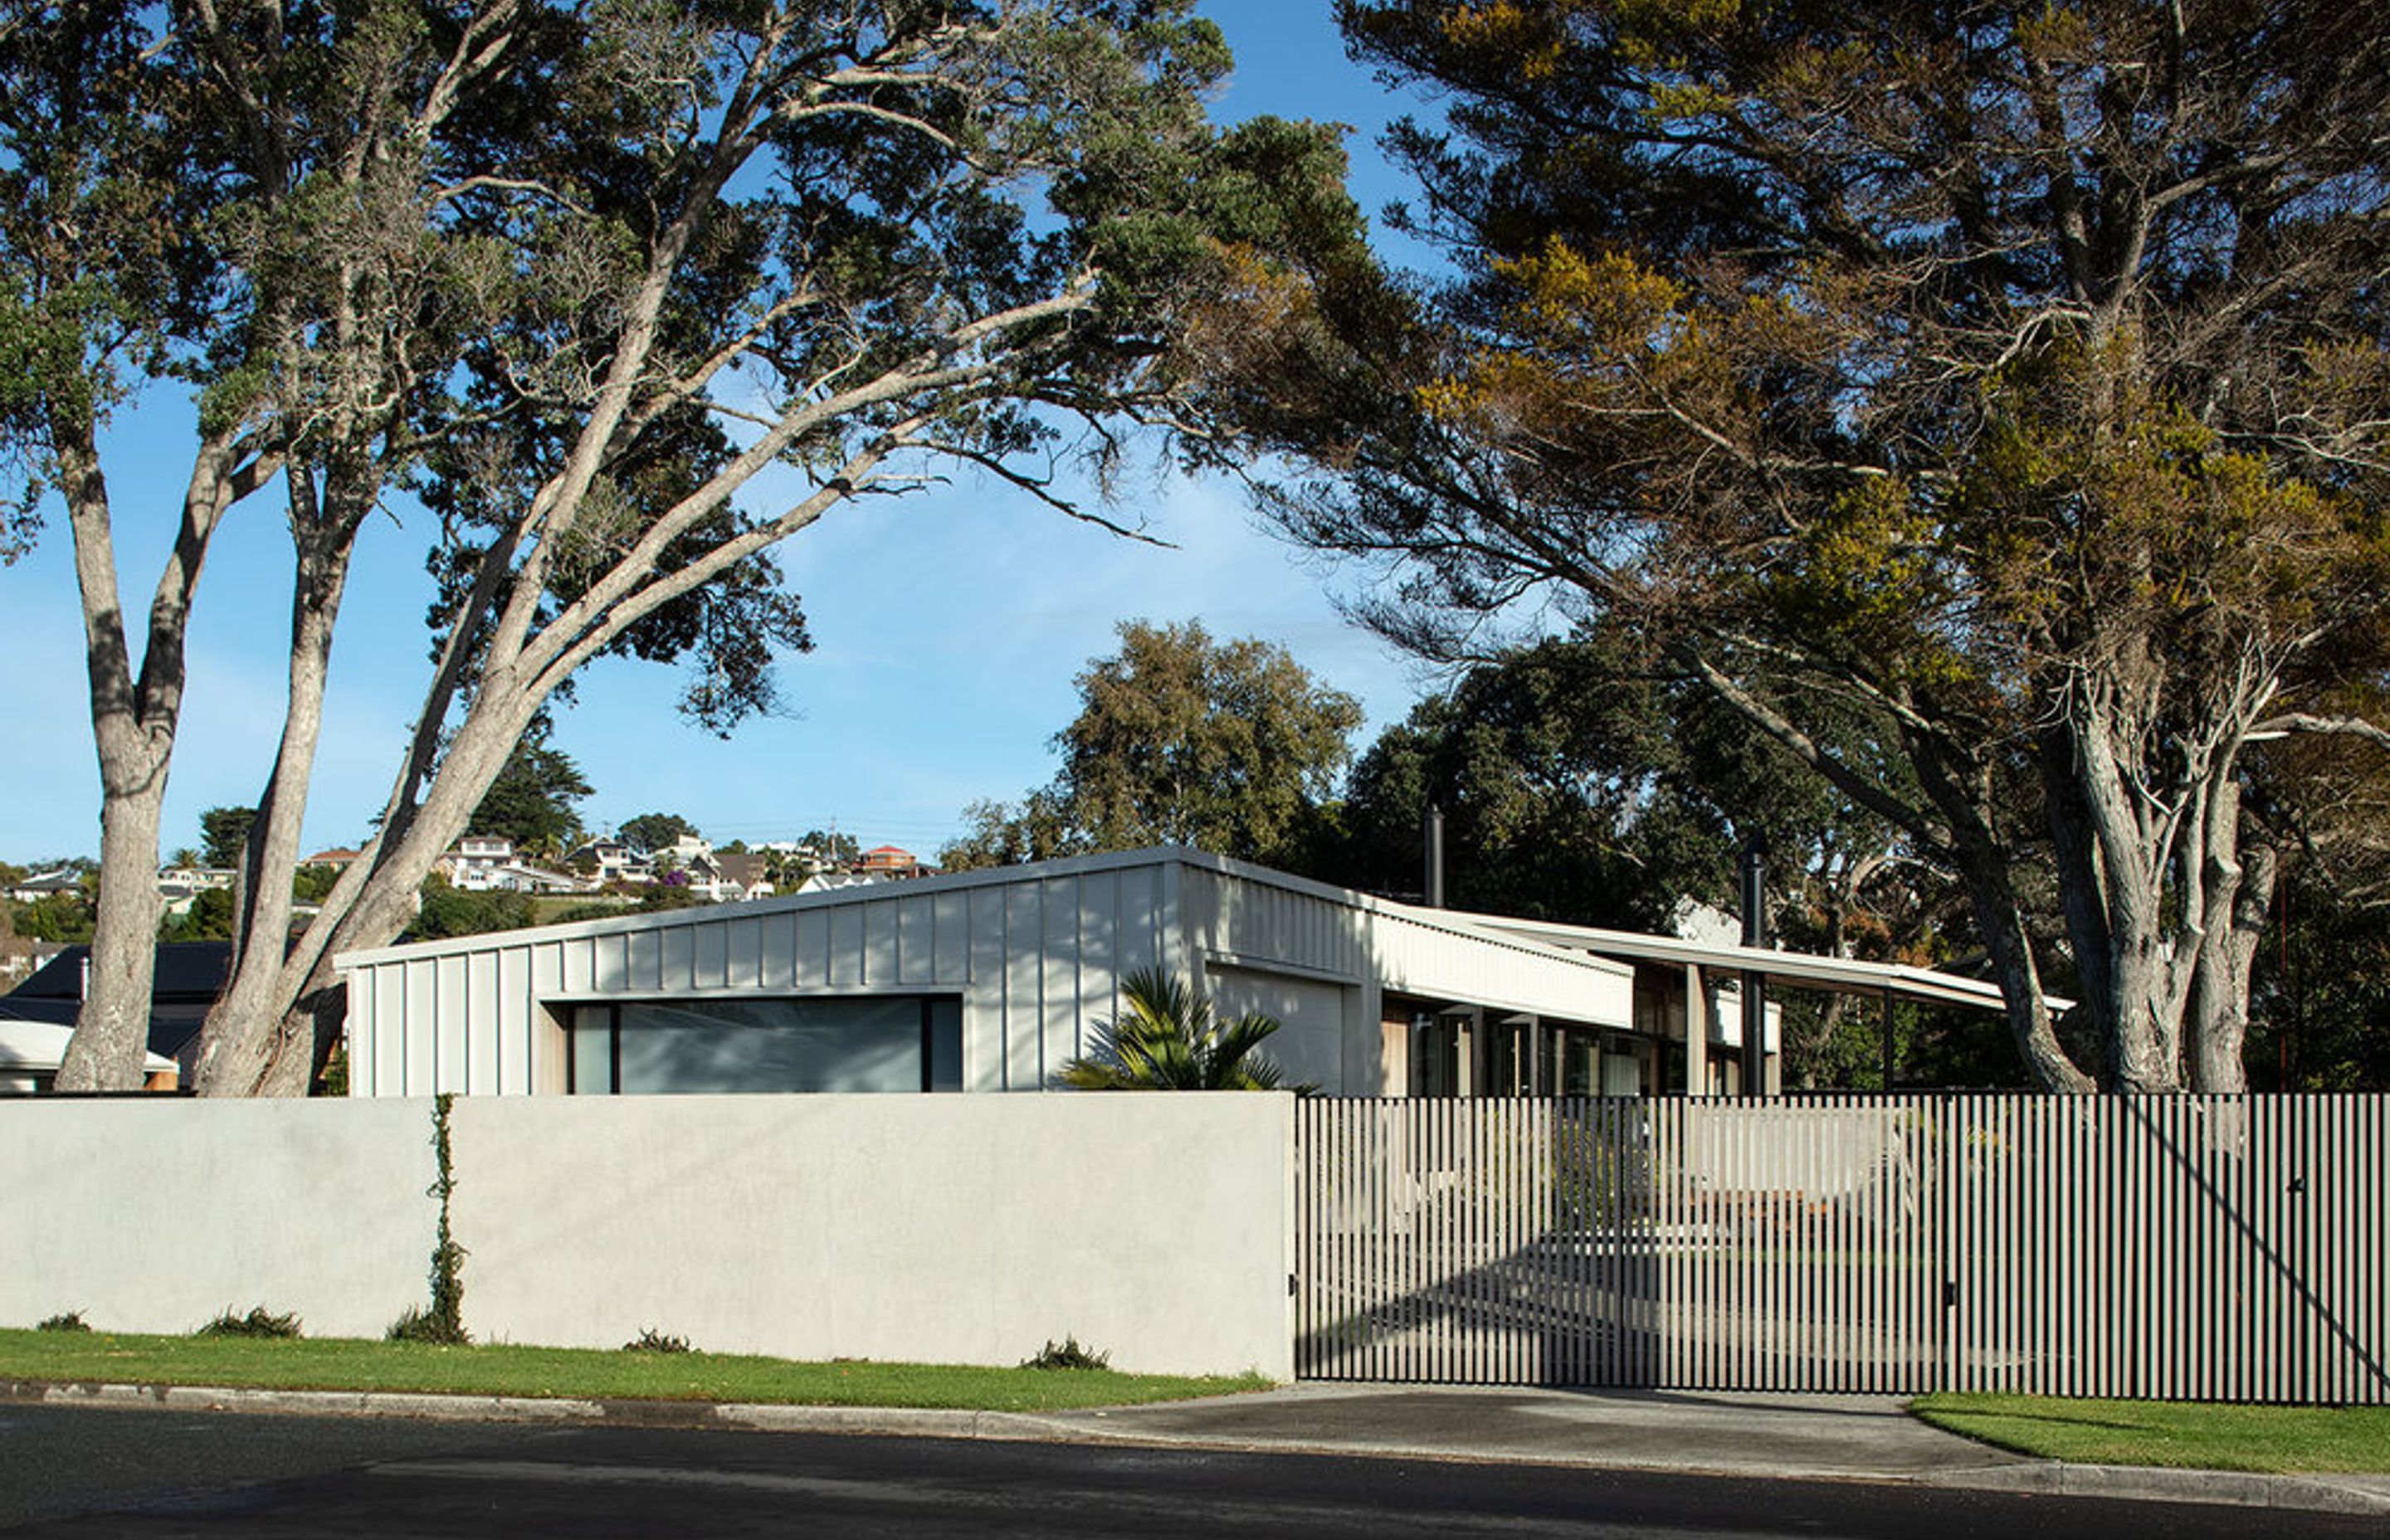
[567,996,963,1094]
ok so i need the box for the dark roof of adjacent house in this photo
[0,942,232,1060]
[713,851,769,887]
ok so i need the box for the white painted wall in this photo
[450,1094,1294,1377]
[1,1094,1295,1379]
[2,1099,439,1339]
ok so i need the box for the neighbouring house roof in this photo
[2,942,233,1063]
[792,870,892,894]
[303,847,363,865]
[713,852,770,887]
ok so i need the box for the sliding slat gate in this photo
[1294,1095,2390,1401]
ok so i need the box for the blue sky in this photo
[0,6,1447,865]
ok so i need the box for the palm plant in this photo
[1056,970,1304,1091]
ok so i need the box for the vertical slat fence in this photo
[1295,1094,2388,1402]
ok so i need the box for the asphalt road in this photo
[3,1405,2381,1538]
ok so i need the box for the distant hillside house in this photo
[571,840,652,885]
[704,852,778,904]
[7,870,85,904]
[441,836,586,895]
[856,845,929,879]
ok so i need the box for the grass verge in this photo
[0,1329,1271,1412]
[1910,1392,2390,1474]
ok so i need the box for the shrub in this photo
[35,1309,91,1333]
[1022,1336,1111,1371]
[198,1306,301,1339]
[623,1328,692,1353]
[387,1305,470,1345]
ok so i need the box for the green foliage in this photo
[0,1328,1270,1411]
[2248,868,2390,1093]
[34,1310,90,1333]
[617,813,698,856]
[291,864,340,904]
[1022,1337,1111,1372]
[1056,969,1301,1091]
[385,1306,462,1345]
[623,1328,691,1354]
[12,890,94,943]
[943,620,1362,870]
[197,1307,302,1339]
[198,808,255,871]
[157,885,235,943]
[801,830,861,868]
[1912,1394,2390,1475]
[467,725,593,859]
[407,877,535,941]
[1228,0,2390,1091]
[402,1092,471,1347]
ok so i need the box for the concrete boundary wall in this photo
[3,1099,441,1340]
[2,1094,1296,1379]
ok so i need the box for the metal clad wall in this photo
[1003,883,1043,1089]
[1297,1095,2390,1403]
[1041,878,1081,1076]
[966,885,1008,1091]
[338,853,1634,1098]
[1180,869,1629,1028]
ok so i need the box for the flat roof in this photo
[1463,915,2067,1014]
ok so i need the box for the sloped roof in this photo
[4,943,232,1059]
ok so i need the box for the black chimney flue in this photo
[1425,803,1446,909]
[1739,840,1767,948]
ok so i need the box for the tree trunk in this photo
[55,768,166,1090]
[195,507,357,1097]
[52,436,237,1089]
[2187,813,2272,1094]
[217,690,545,1097]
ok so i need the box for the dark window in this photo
[567,996,964,1094]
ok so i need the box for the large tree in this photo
[1224,0,2390,1091]
[1334,634,1978,1085]
[941,619,1363,869]
[615,811,700,856]
[9,2,1358,1093]
[466,723,592,859]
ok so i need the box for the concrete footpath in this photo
[12,1378,2390,1518]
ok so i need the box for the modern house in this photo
[334,846,2021,1101]
[336,847,1640,1098]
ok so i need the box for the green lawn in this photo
[1910,1392,2390,1474]
[0,1329,1271,1412]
